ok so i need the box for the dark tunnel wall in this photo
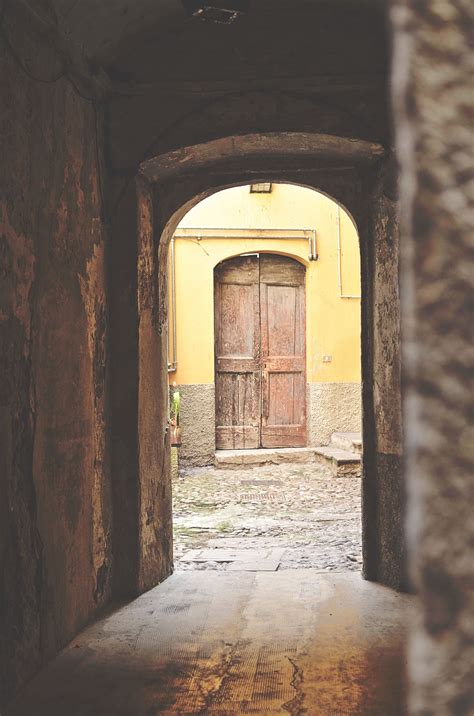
[0,12,112,706]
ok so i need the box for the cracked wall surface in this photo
[0,13,111,707]
[136,179,173,591]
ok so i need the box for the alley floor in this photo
[173,459,361,572]
[6,571,411,716]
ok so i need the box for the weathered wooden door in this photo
[215,254,306,449]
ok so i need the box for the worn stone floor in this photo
[6,571,412,716]
[173,460,361,571]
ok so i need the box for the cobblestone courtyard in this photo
[172,458,362,572]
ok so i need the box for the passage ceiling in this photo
[49,0,386,83]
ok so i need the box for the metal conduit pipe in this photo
[168,236,178,373]
[337,205,361,299]
[167,229,318,373]
[174,228,318,261]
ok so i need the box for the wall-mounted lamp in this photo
[250,183,272,193]
[182,1,249,24]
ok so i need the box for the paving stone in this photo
[181,548,285,571]
[173,459,361,571]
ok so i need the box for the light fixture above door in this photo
[250,183,272,193]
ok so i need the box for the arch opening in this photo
[164,182,363,573]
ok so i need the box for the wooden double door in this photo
[215,254,306,449]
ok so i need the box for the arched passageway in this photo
[4,122,408,712]
[2,2,472,713]
[110,135,405,600]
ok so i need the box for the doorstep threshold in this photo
[215,447,318,467]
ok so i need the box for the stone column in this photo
[136,177,173,591]
[361,157,406,591]
[391,2,474,712]
[109,176,173,597]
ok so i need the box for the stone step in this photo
[215,445,361,477]
[313,446,362,478]
[330,431,363,455]
[215,447,318,468]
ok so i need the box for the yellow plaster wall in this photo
[169,183,361,385]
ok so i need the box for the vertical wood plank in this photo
[214,256,261,449]
[260,255,307,447]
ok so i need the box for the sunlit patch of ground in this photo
[172,461,361,571]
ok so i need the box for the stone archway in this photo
[108,132,406,600]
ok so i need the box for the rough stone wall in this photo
[391,2,474,713]
[136,178,173,591]
[362,158,407,591]
[174,384,215,467]
[108,177,173,599]
[308,383,361,445]
[0,14,111,708]
[109,180,140,596]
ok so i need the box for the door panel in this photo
[260,255,306,448]
[265,285,305,357]
[215,373,260,448]
[216,282,255,356]
[215,256,261,449]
